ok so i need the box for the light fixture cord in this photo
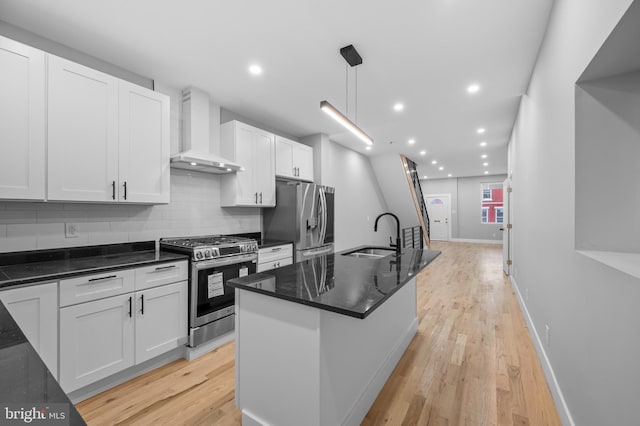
[355,66,358,124]
[345,62,349,117]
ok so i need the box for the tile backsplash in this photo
[0,169,261,253]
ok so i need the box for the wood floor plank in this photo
[76,242,562,426]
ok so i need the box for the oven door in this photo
[191,254,257,327]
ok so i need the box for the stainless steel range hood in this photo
[170,88,242,174]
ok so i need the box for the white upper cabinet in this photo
[47,55,119,202]
[119,81,170,203]
[275,136,313,182]
[48,55,170,204]
[0,36,46,200]
[220,120,276,207]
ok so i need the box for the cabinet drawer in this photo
[258,244,293,264]
[257,257,293,273]
[134,261,188,291]
[60,269,135,307]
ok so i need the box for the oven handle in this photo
[193,253,258,270]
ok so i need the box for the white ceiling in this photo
[0,0,554,179]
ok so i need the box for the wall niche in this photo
[575,0,640,278]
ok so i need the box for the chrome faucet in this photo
[374,212,401,255]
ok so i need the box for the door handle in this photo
[255,192,258,204]
[128,296,132,318]
[123,181,127,200]
[259,192,263,204]
[112,181,116,200]
[140,294,144,315]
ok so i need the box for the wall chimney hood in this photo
[170,88,242,174]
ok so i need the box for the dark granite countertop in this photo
[0,301,86,425]
[229,246,440,319]
[0,242,188,290]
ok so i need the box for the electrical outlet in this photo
[65,223,79,238]
[545,324,551,347]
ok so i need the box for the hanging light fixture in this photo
[320,44,373,146]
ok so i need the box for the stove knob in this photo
[204,249,211,258]
[195,251,203,260]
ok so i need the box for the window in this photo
[480,182,504,224]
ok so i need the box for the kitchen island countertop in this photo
[228,245,440,318]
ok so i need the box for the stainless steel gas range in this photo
[160,235,258,347]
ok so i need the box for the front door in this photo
[425,195,450,241]
[502,179,512,275]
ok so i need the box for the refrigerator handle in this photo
[319,189,327,245]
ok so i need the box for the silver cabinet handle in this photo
[123,181,127,200]
[271,247,282,252]
[88,275,117,282]
[154,264,176,271]
[260,192,263,204]
[255,192,258,204]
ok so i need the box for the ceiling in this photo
[0,0,554,179]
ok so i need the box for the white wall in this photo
[508,0,639,424]
[422,175,506,241]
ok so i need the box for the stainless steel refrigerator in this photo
[263,181,335,261]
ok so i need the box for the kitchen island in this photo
[228,246,440,426]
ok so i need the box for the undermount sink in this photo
[342,247,397,258]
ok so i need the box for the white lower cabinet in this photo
[135,282,187,364]
[257,243,294,272]
[59,293,135,392]
[59,281,187,392]
[0,282,58,377]
[58,261,188,393]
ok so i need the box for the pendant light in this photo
[320,45,373,146]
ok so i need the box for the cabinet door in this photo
[275,136,295,179]
[119,81,170,204]
[254,130,276,206]
[0,37,45,200]
[294,144,314,182]
[135,282,187,364]
[59,293,134,392]
[48,55,118,202]
[235,123,258,205]
[0,282,58,377]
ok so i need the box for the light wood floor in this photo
[77,242,561,425]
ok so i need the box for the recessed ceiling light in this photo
[431,160,437,165]
[190,162,197,166]
[481,154,488,159]
[483,162,489,166]
[467,84,480,93]
[423,175,428,179]
[248,64,263,75]
[420,150,426,155]
[408,139,415,145]
[480,141,487,147]
[393,103,404,112]
[484,171,489,175]
[365,146,372,151]
[226,168,232,172]
[477,128,486,134]
[447,173,452,177]
[439,166,444,171]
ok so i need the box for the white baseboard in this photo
[509,276,575,426]
[342,317,419,426]
[449,238,502,244]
